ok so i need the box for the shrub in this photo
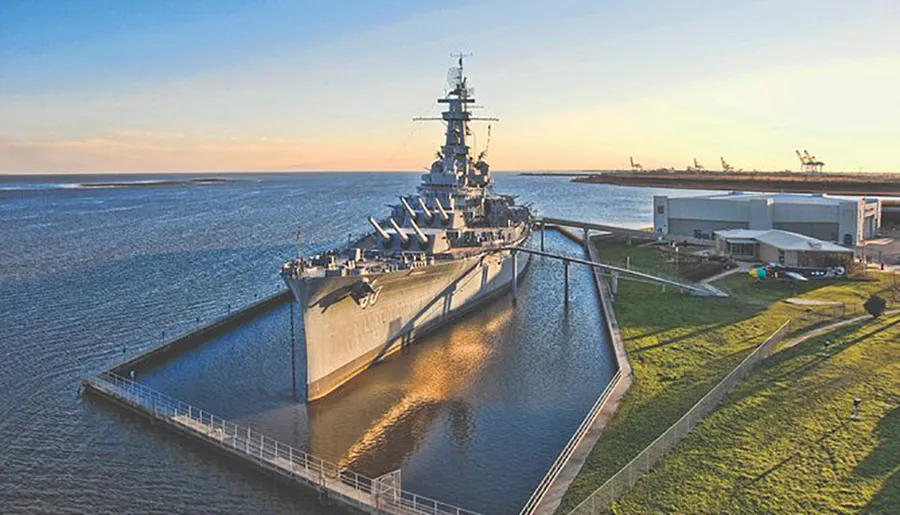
[863,294,887,318]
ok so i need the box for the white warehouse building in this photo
[653,192,881,247]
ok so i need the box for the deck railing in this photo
[86,371,480,515]
[519,369,624,515]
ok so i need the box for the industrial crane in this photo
[720,157,734,172]
[629,156,643,172]
[687,158,705,172]
[795,149,825,173]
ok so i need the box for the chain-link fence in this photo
[568,320,794,514]
[789,299,898,334]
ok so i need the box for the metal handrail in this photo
[500,246,725,297]
[519,368,624,515]
[87,371,480,515]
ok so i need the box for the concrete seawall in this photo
[528,230,633,515]
[111,289,291,376]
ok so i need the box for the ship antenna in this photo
[450,51,472,85]
[483,124,492,158]
[450,51,471,68]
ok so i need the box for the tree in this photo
[889,273,900,304]
[864,294,887,319]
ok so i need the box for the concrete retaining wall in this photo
[523,231,634,515]
[111,290,291,376]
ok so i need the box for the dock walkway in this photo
[533,221,727,298]
[83,371,479,515]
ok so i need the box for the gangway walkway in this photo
[83,371,480,515]
[504,247,727,298]
[536,218,654,240]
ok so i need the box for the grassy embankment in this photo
[612,313,899,513]
[558,236,896,513]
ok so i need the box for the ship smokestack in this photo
[388,218,409,244]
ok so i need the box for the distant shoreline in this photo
[78,177,231,188]
[524,170,900,196]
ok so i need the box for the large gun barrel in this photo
[408,217,429,246]
[388,218,409,244]
[434,198,450,222]
[416,197,433,222]
[369,217,391,242]
[400,197,417,223]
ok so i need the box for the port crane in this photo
[686,158,705,172]
[795,149,824,173]
[720,157,733,172]
[629,156,643,171]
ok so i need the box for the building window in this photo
[729,242,755,256]
[778,250,785,265]
[843,234,853,246]
[657,205,665,214]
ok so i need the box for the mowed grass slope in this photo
[612,314,899,513]
[558,237,897,512]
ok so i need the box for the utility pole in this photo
[540,222,545,251]
[511,250,518,305]
[290,298,297,399]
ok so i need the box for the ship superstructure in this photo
[282,56,532,401]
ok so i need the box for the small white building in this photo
[714,229,854,267]
[653,192,881,246]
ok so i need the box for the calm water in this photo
[0,173,699,514]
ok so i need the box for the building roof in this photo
[715,229,853,253]
[671,191,858,206]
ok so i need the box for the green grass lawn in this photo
[611,314,899,513]
[558,237,897,513]
[591,236,680,279]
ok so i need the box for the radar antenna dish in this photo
[447,66,463,89]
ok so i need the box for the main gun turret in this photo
[388,218,410,245]
[417,198,434,224]
[434,198,450,223]
[400,197,417,224]
[369,217,392,242]
[407,217,429,246]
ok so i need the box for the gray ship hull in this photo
[285,248,530,401]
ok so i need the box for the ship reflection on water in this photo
[139,230,614,513]
[308,305,513,476]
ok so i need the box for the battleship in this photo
[282,56,533,401]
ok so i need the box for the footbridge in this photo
[536,217,656,241]
[505,247,727,300]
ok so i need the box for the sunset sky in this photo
[1,0,898,174]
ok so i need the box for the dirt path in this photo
[784,309,900,348]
